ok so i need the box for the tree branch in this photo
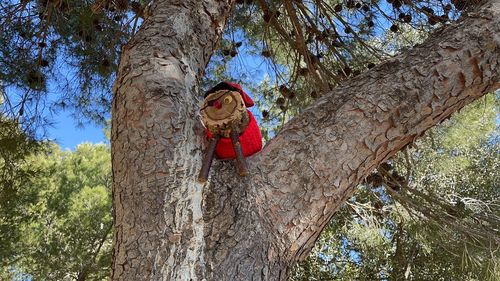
[251,0,499,264]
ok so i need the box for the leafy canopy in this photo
[1,0,474,133]
[0,143,112,281]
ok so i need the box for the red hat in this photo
[204,81,254,107]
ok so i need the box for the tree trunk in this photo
[111,0,500,280]
[111,0,235,279]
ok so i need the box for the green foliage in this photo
[0,0,138,125]
[0,116,45,263]
[0,143,112,281]
[291,93,500,281]
[2,0,471,131]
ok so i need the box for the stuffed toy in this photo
[198,82,262,182]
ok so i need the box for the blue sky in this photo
[45,110,107,150]
[2,86,109,150]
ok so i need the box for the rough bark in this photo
[111,0,235,280]
[111,0,499,280]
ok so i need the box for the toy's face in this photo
[202,90,244,121]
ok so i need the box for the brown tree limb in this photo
[249,0,499,267]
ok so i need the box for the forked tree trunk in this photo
[111,0,499,280]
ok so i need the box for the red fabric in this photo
[206,111,262,159]
[225,82,254,107]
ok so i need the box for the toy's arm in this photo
[197,135,220,183]
[230,129,248,176]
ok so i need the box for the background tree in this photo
[0,99,44,267]
[0,143,112,281]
